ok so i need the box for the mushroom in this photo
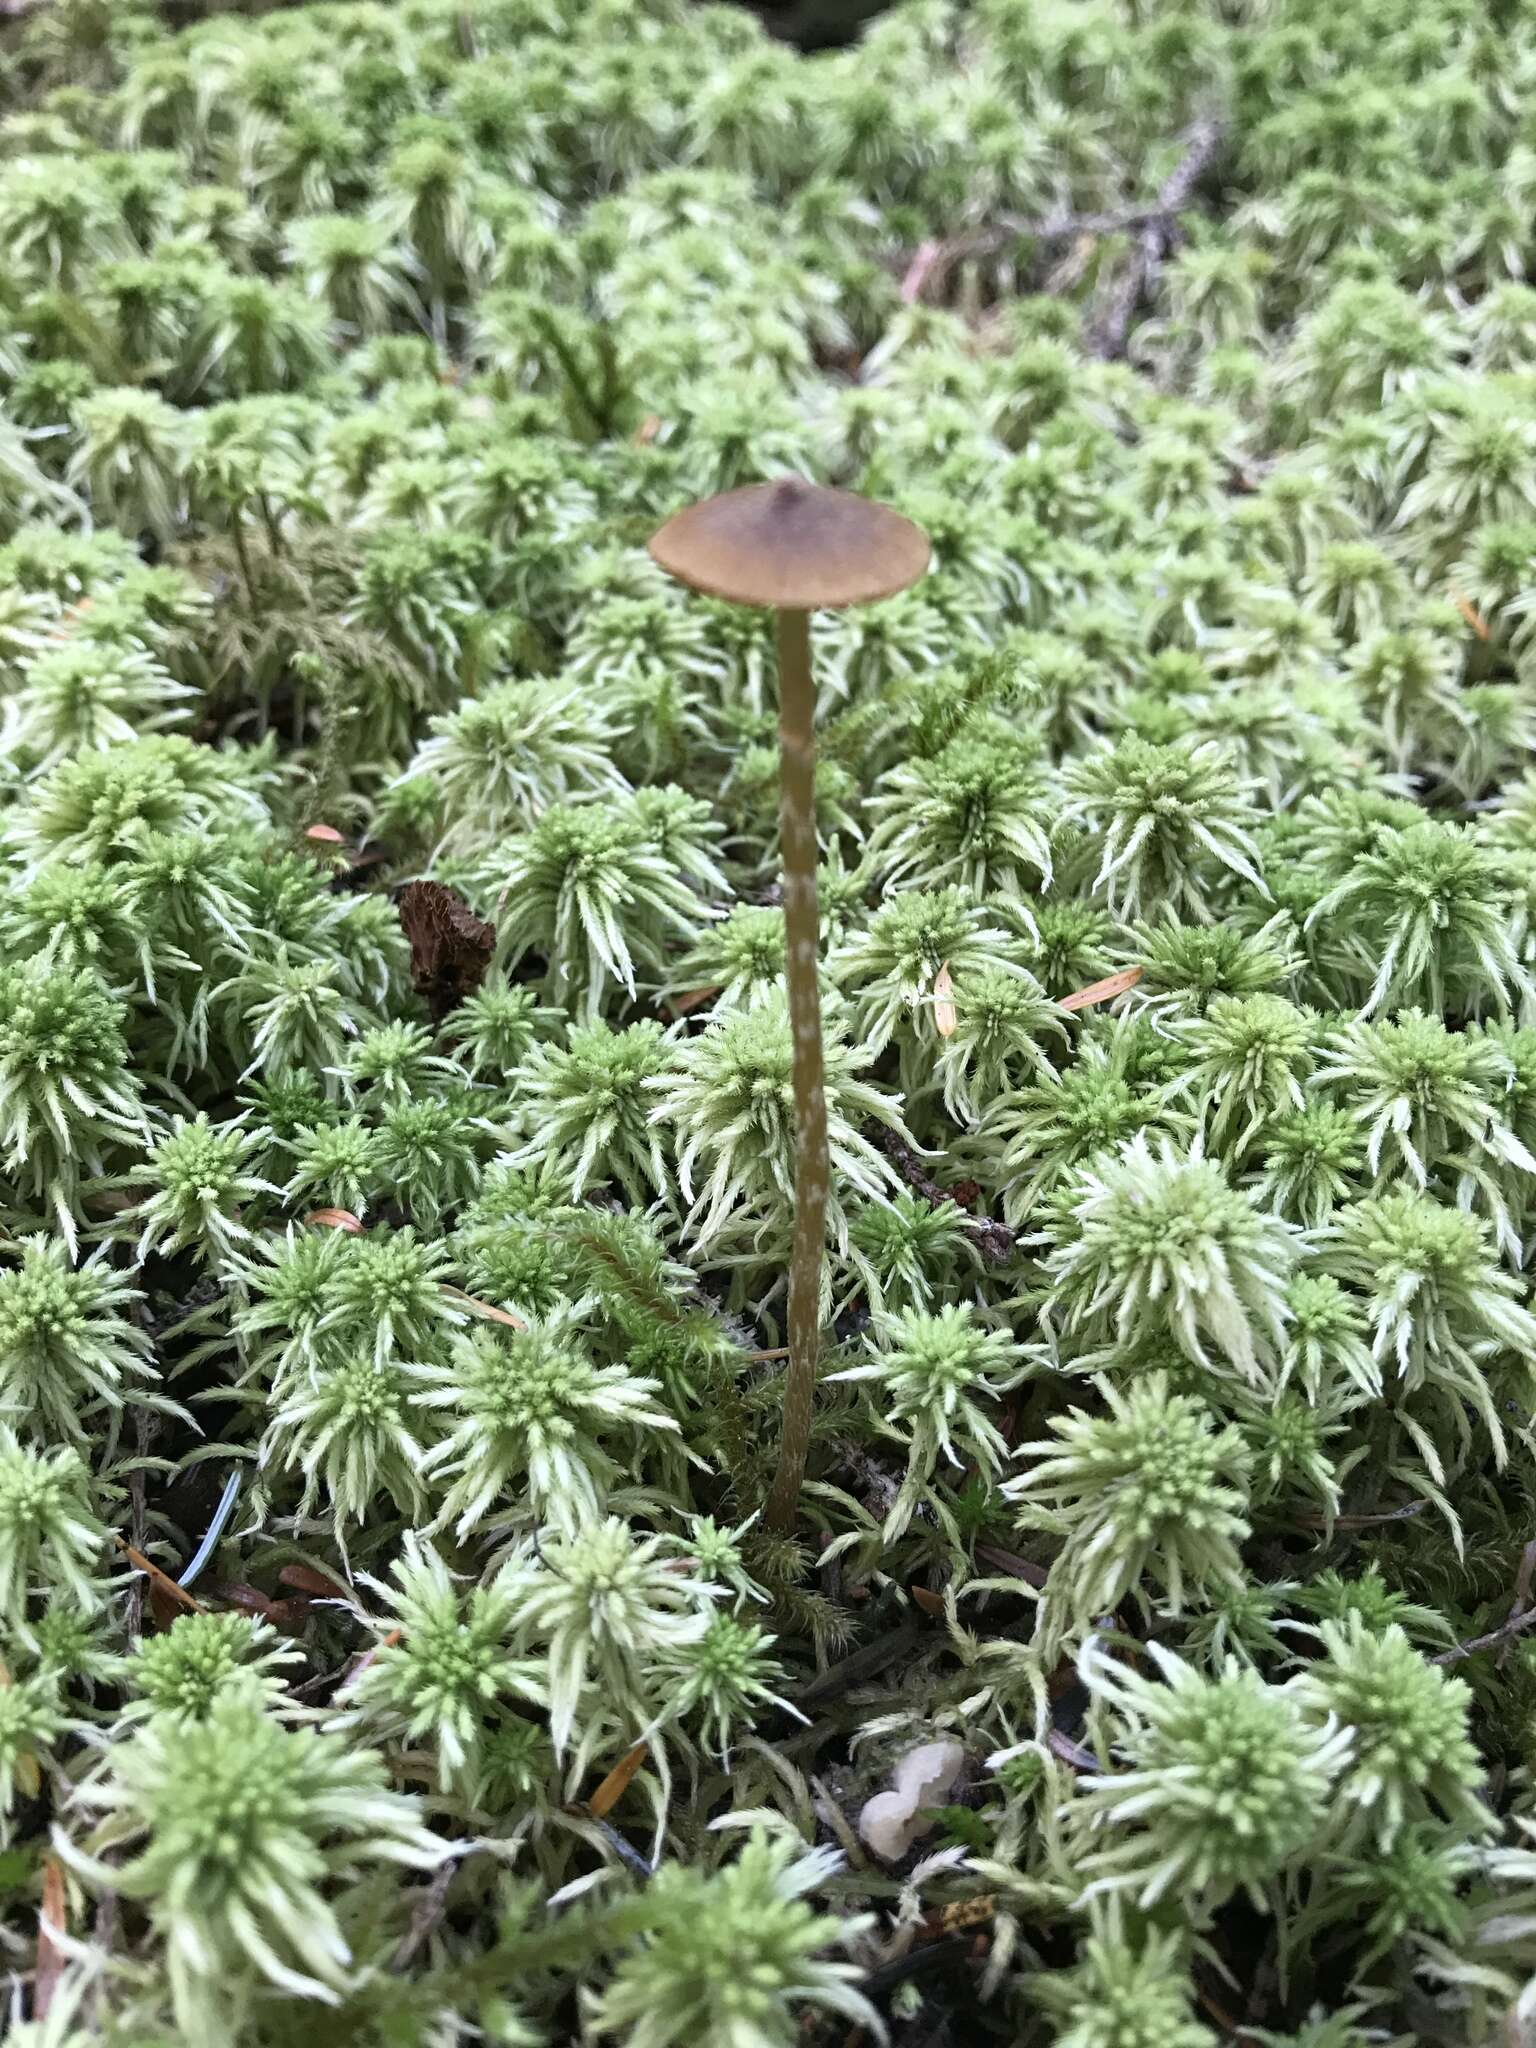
[857,1738,967,1863]
[649,478,929,1530]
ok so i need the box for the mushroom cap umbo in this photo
[648,477,930,610]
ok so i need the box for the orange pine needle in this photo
[116,1536,201,1613]
[439,1285,528,1330]
[588,1741,649,1819]
[1060,965,1144,1013]
[666,984,721,1017]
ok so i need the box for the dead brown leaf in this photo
[398,880,495,1022]
[35,1856,67,2019]
[975,1542,1050,1589]
[306,1207,365,1234]
[203,1580,311,1633]
[1060,966,1143,1013]
[588,1741,649,1819]
[279,1562,352,1600]
[666,985,721,1018]
[932,962,957,1038]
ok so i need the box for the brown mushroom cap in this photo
[648,477,930,610]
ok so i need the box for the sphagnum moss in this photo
[5,1,1536,2043]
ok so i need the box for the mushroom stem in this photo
[646,479,929,1528]
[764,604,827,1533]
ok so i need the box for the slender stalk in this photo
[229,509,257,606]
[764,606,827,1533]
[256,492,285,559]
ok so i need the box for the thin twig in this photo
[1196,1979,1249,2038]
[1450,589,1492,642]
[794,1623,927,1709]
[288,1658,356,1704]
[1434,1605,1536,1666]
[1047,1729,1098,1773]
[902,201,1172,304]
[899,239,947,304]
[1294,1499,1427,1530]
[389,1856,461,1972]
[1512,1538,1536,1615]
[869,1126,1016,1264]
[839,1440,902,1520]
[812,1774,868,1868]
[858,1932,977,2001]
[897,114,1227,348]
[115,1536,201,1615]
[590,1817,654,1882]
[1087,115,1228,358]
[1498,1537,1536,1671]
[439,1284,528,1331]
[975,1543,1050,1591]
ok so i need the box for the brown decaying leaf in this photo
[307,1196,366,1228]
[203,1581,310,1633]
[35,1855,67,2019]
[588,1741,649,1819]
[666,984,721,1018]
[306,1206,365,1234]
[279,1562,352,1599]
[909,1584,946,1618]
[932,962,957,1038]
[975,1541,1050,1589]
[1059,965,1144,1013]
[397,880,495,1022]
